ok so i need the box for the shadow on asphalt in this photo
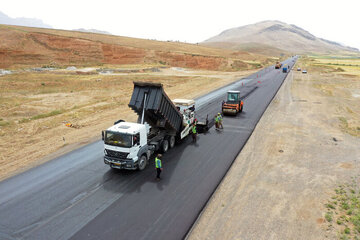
[101,136,191,194]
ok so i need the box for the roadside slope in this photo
[0,24,268,70]
[188,64,360,239]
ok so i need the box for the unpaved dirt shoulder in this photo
[188,70,360,240]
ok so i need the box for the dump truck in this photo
[102,82,208,170]
[222,90,244,115]
[275,62,282,69]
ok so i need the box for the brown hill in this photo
[0,24,268,70]
[202,20,359,55]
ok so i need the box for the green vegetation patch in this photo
[0,120,10,127]
[338,117,360,137]
[20,109,65,123]
[323,178,360,239]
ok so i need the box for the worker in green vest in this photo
[192,124,197,143]
[214,114,219,129]
[217,113,223,129]
[155,154,163,180]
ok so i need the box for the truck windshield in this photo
[105,131,132,148]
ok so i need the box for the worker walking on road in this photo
[217,113,223,129]
[155,154,163,180]
[192,124,197,143]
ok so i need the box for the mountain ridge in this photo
[0,11,52,29]
[203,20,358,55]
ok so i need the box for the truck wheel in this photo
[169,136,175,148]
[138,155,147,171]
[161,139,169,153]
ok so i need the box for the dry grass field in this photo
[298,56,360,138]
[310,57,360,77]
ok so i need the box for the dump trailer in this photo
[102,82,208,171]
[222,90,244,115]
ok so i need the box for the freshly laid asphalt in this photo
[0,57,296,240]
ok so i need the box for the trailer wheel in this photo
[169,136,175,148]
[138,155,147,171]
[161,139,169,153]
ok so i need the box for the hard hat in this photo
[218,113,221,115]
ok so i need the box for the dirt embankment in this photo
[0,25,266,71]
[189,61,360,239]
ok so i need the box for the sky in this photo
[1,0,360,50]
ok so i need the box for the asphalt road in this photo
[0,58,296,240]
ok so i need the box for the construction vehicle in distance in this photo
[282,67,288,73]
[102,82,208,171]
[222,90,244,115]
[275,62,282,69]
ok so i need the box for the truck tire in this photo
[169,136,175,148]
[138,155,147,171]
[161,139,169,153]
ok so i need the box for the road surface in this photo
[0,58,296,240]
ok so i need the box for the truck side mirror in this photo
[102,131,105,141]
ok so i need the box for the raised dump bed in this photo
[103,81,209,171]
[128,82,183,134]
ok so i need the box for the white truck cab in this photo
[103,122,149,170]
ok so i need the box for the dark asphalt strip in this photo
[185,65,292,239]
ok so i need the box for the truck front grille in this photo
[106,149,128,159]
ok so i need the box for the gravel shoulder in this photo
[188,66,360,239]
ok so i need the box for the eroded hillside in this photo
[0,24,271,71]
